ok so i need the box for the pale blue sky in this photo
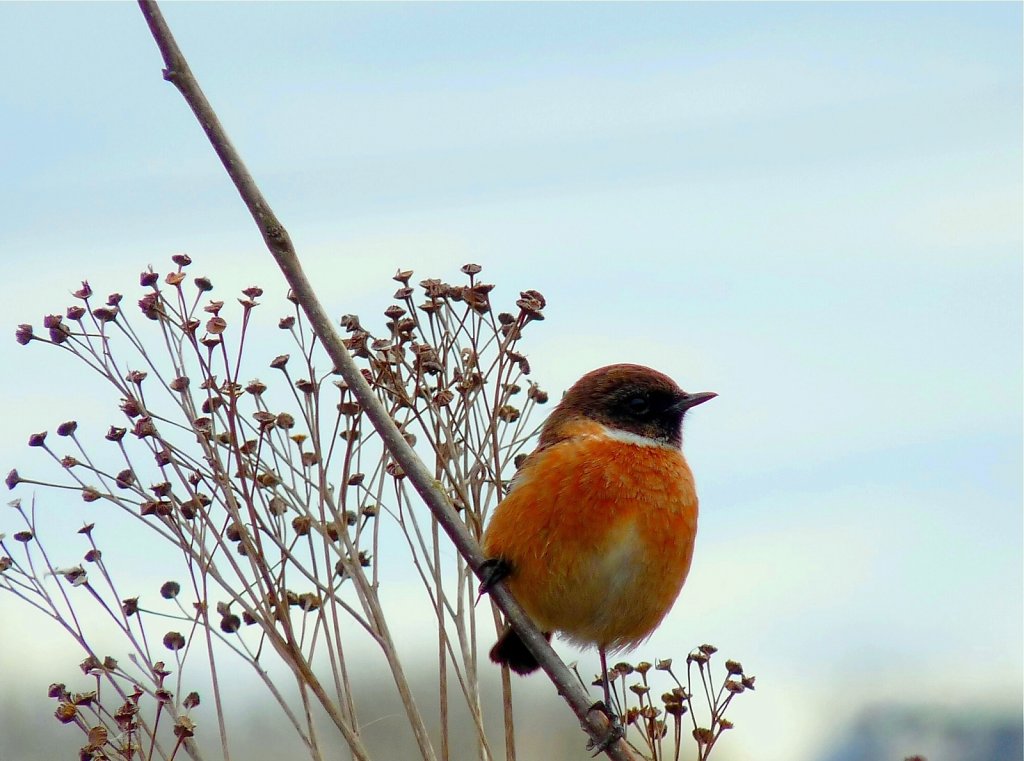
[1,3,1021,761]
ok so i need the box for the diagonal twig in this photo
[134,2,639,759]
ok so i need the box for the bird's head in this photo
[540,364,716,449]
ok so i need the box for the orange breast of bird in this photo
[482,418,698,652]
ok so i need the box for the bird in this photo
[479,363,715,719]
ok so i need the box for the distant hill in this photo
[820,704,1023,761]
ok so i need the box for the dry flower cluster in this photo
[2,255,754,761]
[586,645,754,761]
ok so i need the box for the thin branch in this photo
[134,2,638,758]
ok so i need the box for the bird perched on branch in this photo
[480,363,714,724]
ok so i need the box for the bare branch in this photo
[134,1,637,758]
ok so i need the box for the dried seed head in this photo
[664,701,687,717]
[257,471,279,487]
[655,658,673,671]
[325,521,341,541]
[28,431,47,447]
[121,597,139,616]
[200,396,223,414]
[48,683,68,699]
[337,401,362,416]
[73,281,93,299]
[166,272,186,286]
[206,316,227,334]
[292,515,311,536]
[92,306,118,322]
[170,376,190,392]
[497,405,520,422]
[462,286,490,313]
[162,631,186,651]
[132,417,157,438]
[527,383,549,404]
[220,613,241,633]
[48,320,71,344]
[160,581,181,599]
[6,469,21,490]
[461,263,482,275]
[394,268,413,284]
[698,644,718,656]
[171,253,192,267]
[138,292,162,319]
[279,315,295,329]
[270,354,289,369]
[120,397,142,418]
[15,324,34,345]
[14,530,34,543]
[105,426,127,442]
[183,692,200,709]
[725,659,744,675]
[57,421,78,436]
[692,728,714,745]
[195,276,213,292]
[54,702,78,724]
[66,305,86,320]
[246,379,267,396]
[81,487,101,503]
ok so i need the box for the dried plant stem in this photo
[135,1,637,758]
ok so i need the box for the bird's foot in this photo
[584,701,625,755]
[476,557,512,599]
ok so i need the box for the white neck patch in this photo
[597,424,678,451]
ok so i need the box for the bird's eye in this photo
[625,395,649,416]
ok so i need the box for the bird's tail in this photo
[489,627,552,675]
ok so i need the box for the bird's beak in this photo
[671,391,717,412]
